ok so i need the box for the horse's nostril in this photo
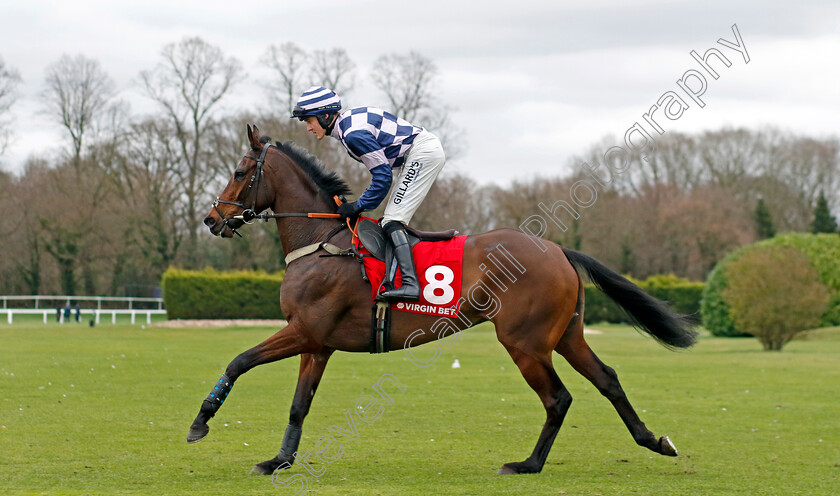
[204,216,216,227]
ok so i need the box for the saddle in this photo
[353,218,460,354]
[356,218,458,262]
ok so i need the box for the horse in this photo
[192,124,697,476]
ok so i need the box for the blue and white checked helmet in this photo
[291,86,342,119]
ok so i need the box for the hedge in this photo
[162,267,285,320]
[701,233,840,337]
[583,274,705,325]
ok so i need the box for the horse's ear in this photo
[247,124,261,150]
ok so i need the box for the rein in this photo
[236,211,341,221]
[212,143,340,237]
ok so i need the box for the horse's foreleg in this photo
[251,349,334,475]
[498,344,572,475]
[187,323,314,443]
[556,333,678,457]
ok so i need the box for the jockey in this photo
[292,86,446,302]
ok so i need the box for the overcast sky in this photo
[1,0,838,185]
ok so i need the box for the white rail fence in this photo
[1,295,166,324]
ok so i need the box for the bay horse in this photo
[192,124,697,475]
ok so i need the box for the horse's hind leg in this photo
[555,326,678,457]
[497,343,573,475]
[252,349,334,475]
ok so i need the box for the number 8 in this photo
[423,265,455,305]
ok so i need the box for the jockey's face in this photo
[304,115,327,140]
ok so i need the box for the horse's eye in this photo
[234,170,246,180]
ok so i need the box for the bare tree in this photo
[770,133,840,219]
[115,118,184,276]
[1,159,50,293]
[410,172,494,233]
[35,157,98,295]
[371,51,464,159]
[261,42,308,115]
[0,56,22,155]
[309,48,356,98]
[371,51,436,122]
[36,56,123,294]
[41,55,116,167]
[139,36,242,267]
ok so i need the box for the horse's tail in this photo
[562,248,698,350]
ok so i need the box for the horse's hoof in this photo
[187,423,209,443]
[659,435,678,456]
[497,465,518,475]
[497,461,540,475]
[250,464,273,475]
[251,456,293,475]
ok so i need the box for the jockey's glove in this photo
[337,201,364,220]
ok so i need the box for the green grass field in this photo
[1,322,838,495]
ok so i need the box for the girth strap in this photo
[284,242,345,265]
[284,223,349,265]
[370,301,391,353]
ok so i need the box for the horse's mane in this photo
[261,136,353,200]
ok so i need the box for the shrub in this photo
[162,267,285,320]
[583,284,623,324]
[641,274,705,318]
[820,292,840,328]
[700,248,755,337]
[584,274,704,325]
[702,233,840,336]
[722,245,829,351]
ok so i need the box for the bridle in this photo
[211,143,342,238]
[211,142,273,237]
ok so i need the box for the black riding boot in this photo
[379,222,421,302]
